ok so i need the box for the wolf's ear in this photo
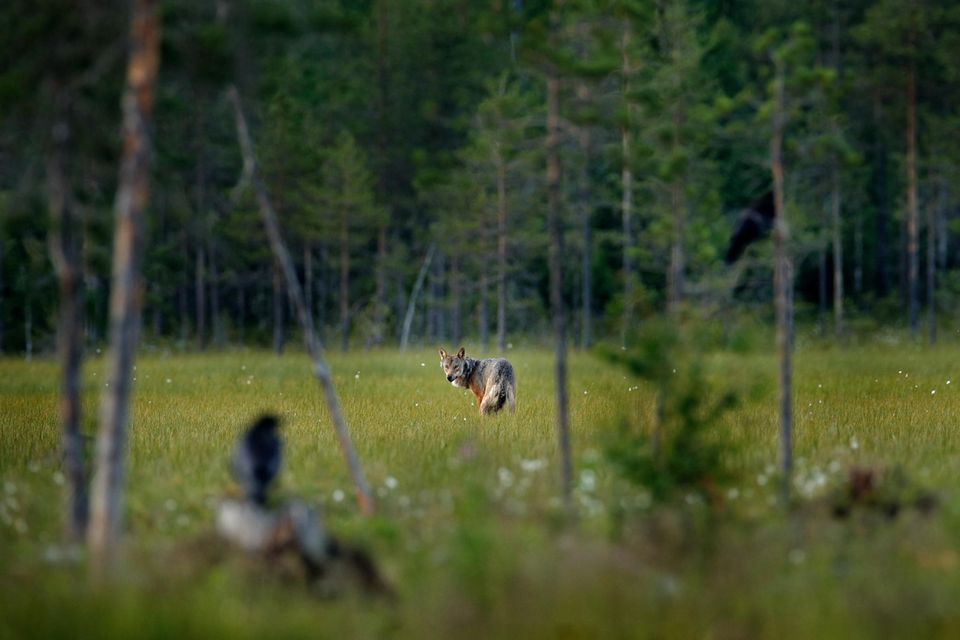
[438,348,447,359]
[456,347,465,359]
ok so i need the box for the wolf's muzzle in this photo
[446,375,455,382]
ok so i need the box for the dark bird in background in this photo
[725,191,775,265]
[232,414,282,505]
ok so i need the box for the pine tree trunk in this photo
[832,171,844,338]
[873,94,890,298]
[620,22,634,348]
[339,214,349,352]
[770,59,793,503]
[24,297,32,361]
[371,224,387,347]
[495,144,508,353]
[906,53,919,338]
[927,179,937,344]
[88,0,160,575]
[667,103,685,315]
[547,71,572,510]
[195,244,206,350]
[478,270,489,352]
[47,102,88,540]
[854,214,863,298]
[0,239,4,354]
[451,253,462,345]
[210,246,222,347]
[178,234,189,345]
[577,105,592,349]
[818,244,827,334]
[273,259,284,355]
[318,245,328,345]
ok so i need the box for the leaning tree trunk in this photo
[228,86,375,517]
[905,52,919,339]
[770,58,793,504]
[546,71,573,511]
[87,0,160,575]
[47,95,88,540]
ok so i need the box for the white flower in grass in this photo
[385,476,398,490]
[354,371,360,380]
[53,471,64,486]
[850,436,859,450]
[421,362,425,367]
[497,467,514,488]
[165,378,172,384]
[165,499,177,512]
[579,469,597,492]
[931,389,937,395]
[520,458,547,473]
[757,474,768,487]
[788,549,806,565]
[727,488,739,500]
[332,489,345,503]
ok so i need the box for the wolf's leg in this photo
[479,385,501,415]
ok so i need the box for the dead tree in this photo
[87,0,160,574]
[228,86,375,517]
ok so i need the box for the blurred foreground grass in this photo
[2,345,960,638]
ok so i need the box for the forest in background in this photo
[3,0,960,356]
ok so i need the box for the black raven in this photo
[725,191,775,264]
[231,414,282,505]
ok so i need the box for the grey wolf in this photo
[439,347,517,415]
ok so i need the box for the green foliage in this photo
[599,321,739,503]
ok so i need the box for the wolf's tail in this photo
[503,382,516,414]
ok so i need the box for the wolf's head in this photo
[439,347,468,388]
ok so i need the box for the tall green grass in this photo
[2,345,960,638]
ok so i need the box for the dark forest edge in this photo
[2,0,959,356]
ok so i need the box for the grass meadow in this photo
[3,342,960,638]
